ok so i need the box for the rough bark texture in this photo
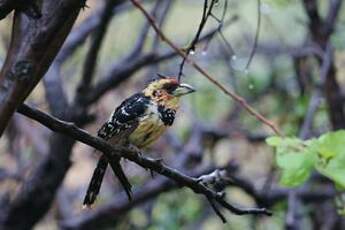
[0,0,84,136]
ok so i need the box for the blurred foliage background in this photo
[0,0,344,229]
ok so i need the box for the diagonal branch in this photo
[16,104,272,222]
[130,0,282,136]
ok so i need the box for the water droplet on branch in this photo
[230,56,248,72]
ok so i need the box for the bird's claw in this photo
[150,169,155,178]
[128,144,141,153]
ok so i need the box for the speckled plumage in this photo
[83,77,194,207]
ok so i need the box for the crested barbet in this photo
[83,76,195,207]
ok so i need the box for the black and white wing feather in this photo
[83,93,150,207]
[97,93,150,140]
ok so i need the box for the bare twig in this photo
[76,0,121,106]
[177,0,218,80]
[245,0,261,70]
[126,0,167,61]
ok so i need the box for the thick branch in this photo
[0,0,85,135]
[302,0,345,130]
[0,0,41,20]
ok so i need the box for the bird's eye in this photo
[164,84,177,93]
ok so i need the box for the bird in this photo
[83,75,195,208]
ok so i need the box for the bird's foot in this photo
[128,144,141,154]
[149,169,155,178]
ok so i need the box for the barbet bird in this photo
[83,76,195,207]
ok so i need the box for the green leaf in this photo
[316,139,345,189]
[267,130,345,189]
[267,136,317,187]
[266,136,282,147]
[317,130,345,159]
[276,138,316,187]
[279,167,311,187]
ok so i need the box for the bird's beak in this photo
[172,83,196,97]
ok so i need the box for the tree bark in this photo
[0,0,83,136]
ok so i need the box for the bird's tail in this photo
[108,156,133,201]
[83,154,132,208]
[83,155,108,208]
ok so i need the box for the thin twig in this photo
[178,0,218,80]
[76,0,118,106]
[245,0,261,70]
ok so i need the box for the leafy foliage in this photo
[266,130,345,189]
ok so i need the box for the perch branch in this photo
[16,104,272,223]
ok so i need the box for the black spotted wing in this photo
[97,93,151,141]
[83,93,150,207]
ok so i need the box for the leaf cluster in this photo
[266,130,345,189]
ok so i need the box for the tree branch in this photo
[0,0,41,20]
[16,104,272,223]
[0,0,85,135]
[302,0,345,130]
[76,0,123,106]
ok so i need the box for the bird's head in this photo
[143,75,195,109]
